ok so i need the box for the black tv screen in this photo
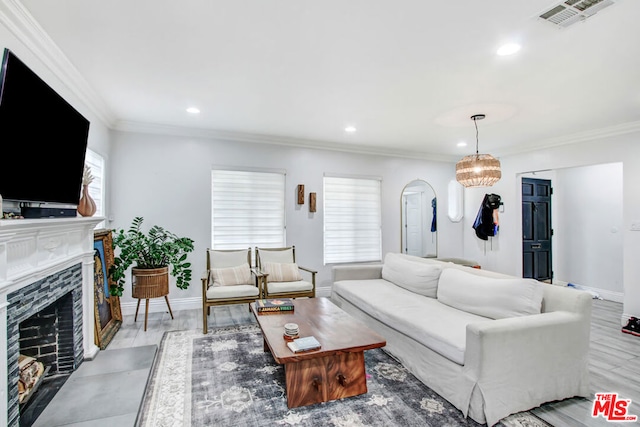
[0,48,90,206]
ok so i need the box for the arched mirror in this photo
[401,179,437,257]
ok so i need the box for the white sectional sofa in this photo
[331,253,592,426]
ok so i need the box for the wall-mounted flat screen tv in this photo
[0,48,90,208]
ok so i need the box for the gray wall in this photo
[108,130,464,312]
[554,163,623,300]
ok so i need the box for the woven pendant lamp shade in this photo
[455,114,501,188]
[455,154,501,187]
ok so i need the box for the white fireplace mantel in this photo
[0,216,103,425]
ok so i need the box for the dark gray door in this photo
[522,178,552,281]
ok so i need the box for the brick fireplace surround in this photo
[0,217,103,427]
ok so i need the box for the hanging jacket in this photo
[473,193,501,240]
[431,197,437,232]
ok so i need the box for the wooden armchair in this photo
[201,248,263,334]
[255,246,316,299]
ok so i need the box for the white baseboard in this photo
[569,284,623,303]
[120,287,333,316]
[552,280,623,303]
[120,297,201,316]
[589,287,624,303]
[316,287,331,298]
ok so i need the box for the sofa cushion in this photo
[262,262,302,282]
[332,279,490,365]
[437,268,544,319]
[209,263,252,287]
[381,253,442,297]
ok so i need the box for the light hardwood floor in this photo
[532,299,640,427]
[108,298,640,427]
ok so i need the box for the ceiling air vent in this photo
[539,0,616,27]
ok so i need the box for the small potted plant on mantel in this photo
[108,217,195,300]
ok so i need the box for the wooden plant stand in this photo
[132,267,174,331]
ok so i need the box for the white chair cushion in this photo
[381,252,442,298]
[208,249,249,268]
[206,284,259,300]
[209,263,252,287]
[437,268,544,319]
[262,262,302,282]
[259,248,294,264]
[266,280,313,294]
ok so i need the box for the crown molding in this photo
[114,120,457,163]
[116,118,640,163]
[494,120,640,157]
[0,0,116,126]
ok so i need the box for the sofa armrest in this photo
[332,264,383,282]
[542,284,593,314]
[465,311,591,425]
[466,311,590,371]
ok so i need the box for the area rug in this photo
[137,324,551,427]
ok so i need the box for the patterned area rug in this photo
[138,325,551,427]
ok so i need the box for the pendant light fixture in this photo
[455,114,501,187]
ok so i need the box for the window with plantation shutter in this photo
[323,175,382,264]
[84,149,105,228]
[211,169,286,254]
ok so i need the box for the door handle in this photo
[531,244,541,249]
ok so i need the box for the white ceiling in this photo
[16,0,640,160]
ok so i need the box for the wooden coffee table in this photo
[250,297,386,408]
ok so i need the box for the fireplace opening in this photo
[6,263,84,427]
[18,292,75,427]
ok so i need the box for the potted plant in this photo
[108,216,195,297]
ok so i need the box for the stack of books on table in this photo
[287,336,321,353]
[255,298,294,314]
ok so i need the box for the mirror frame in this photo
[447,179,464,222]
[400,179,437,258]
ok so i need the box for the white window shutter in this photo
[211,169,286,252]
[323,176,382,264]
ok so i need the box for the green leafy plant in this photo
[108,216,195,296]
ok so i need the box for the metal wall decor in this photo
[309,193,317,212]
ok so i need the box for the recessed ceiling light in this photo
[457,141,467,147]
[345,126,357,133]
[497,43,521,56]
[186,107,200,114]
